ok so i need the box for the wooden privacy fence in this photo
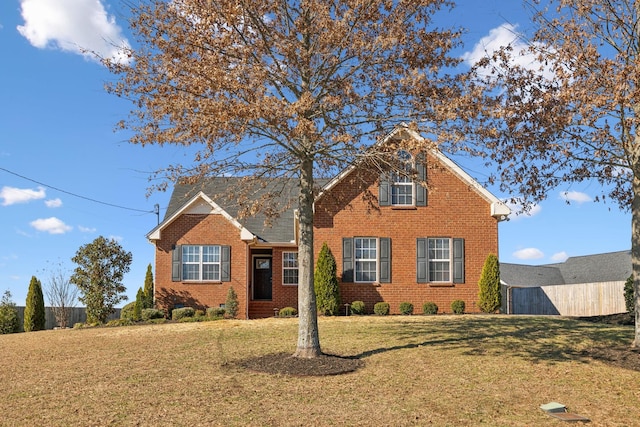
[15,307,122,330]
[505,281,626,316]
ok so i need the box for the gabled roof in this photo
[149,125,510,243]
[148,177,300,243]
[318,125,510,219]
[501,250,631,287]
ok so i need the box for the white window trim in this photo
[428,238,452,283]
[391,151,415,206]
[182,245,221,282]
[282,251,299,286]
[354,237,379,283]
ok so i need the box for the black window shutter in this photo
[416,152,427,207]
[172,245,182,282]
[379,237,391,283]
[416,238,428,283]
[379,174,390,206]
[221,245,231,282]
[342,238,354,282]
[453,238,465,284]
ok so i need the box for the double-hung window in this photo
[417,238,465,284]
[391,150,414,206]
[342,237,391,283]
[182,245,220,281]
[355,238,377,282]
[428,238,450,282]
[282,252,299,285]
[379,151,427,207]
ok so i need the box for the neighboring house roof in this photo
[501,250,631,287]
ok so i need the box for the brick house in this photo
[147,126,510,318]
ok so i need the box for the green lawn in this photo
[1,315,637,426]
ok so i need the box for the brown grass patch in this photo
[1,315,638,426]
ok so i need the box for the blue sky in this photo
[0,0,630,307]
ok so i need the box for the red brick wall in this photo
[247,247,299,318]
[154,214,249,318]
[313,154,500,314]
[153,152,501,318]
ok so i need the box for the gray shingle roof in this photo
[165,177,300,243]
[501,250,631,287]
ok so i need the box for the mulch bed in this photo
[239,352,364,376]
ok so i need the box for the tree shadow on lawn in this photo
[361,316,639,371]
[240,316,639,376]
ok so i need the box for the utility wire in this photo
[0,166,155,214]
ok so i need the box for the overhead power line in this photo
[0,166,155,214]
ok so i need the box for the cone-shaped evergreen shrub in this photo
[143,264,154,309]
[225,286,239,318]
[478,253,501,313]
[624,275,635,314]
[314,242,341,315]
[24,276,46,332]
[134,287,144,321]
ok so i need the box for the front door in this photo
[253,256,272,300]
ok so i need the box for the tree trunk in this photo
[293,157,322,358]
[632,174,640,348]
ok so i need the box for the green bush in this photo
[225,286,239,319]
[399,302,414,315]
[624,275,634,313]
[478,253,501,313]
[120,301,136,320]
[422,302,438,315]
[24,276,45,332]
[172,307,195,321]
[373,302,390,315]
[0,291,20,334]
[133,287,145,321]
[451,300,465,314]
[141,308,164,321]
[207,307,226,319]
[314,243,341,315]
[106,318,133,327]
[350,301,366,315]
[195,309,205,317]
[278,307,298,317]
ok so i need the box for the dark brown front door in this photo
[253,257,272,300]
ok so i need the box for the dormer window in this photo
[379,151,427,207]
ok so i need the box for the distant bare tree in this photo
[44,267,78,329]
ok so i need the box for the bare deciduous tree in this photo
[464,0,640,346]
[44,267,78,329]
[104,0,470,357]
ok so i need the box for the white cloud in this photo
[79,225,97,233]
[30,217,72,234]
[108,235,124,242]
[17,0,131,64]
[513,247,544,260]
[45,198,63,208]
[560,191,591,204]
[462,24,555,81]
[550,251,569,262]
[0,186,46,206]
